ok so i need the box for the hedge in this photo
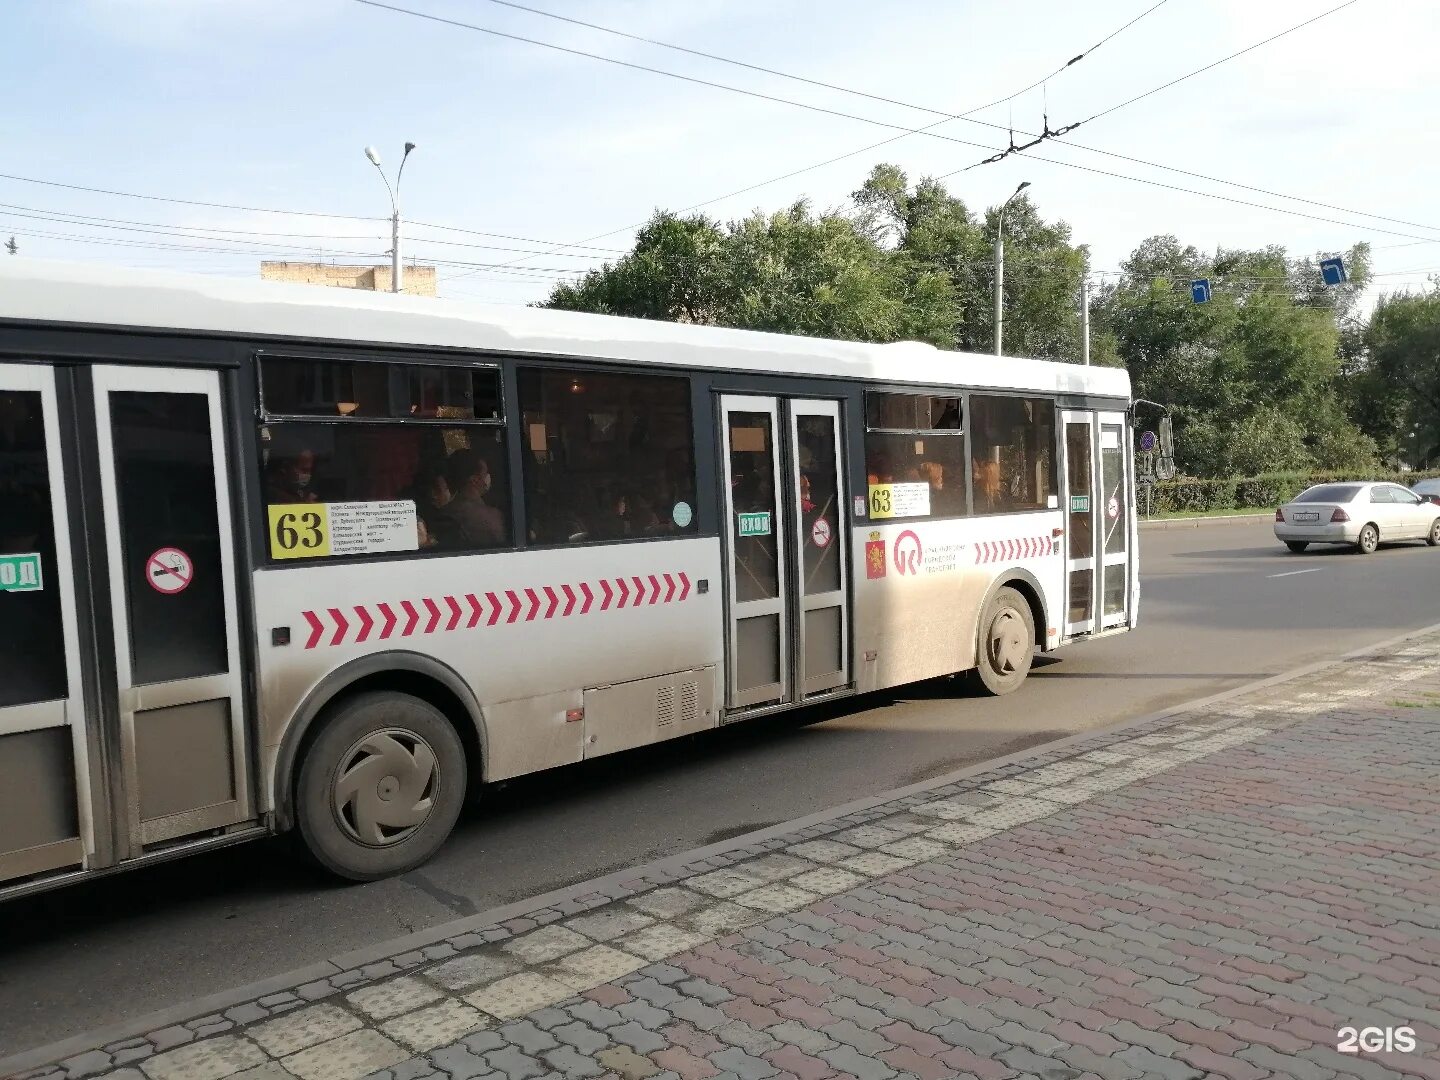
[1142,470,1440,515]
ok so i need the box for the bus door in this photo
[1059,409,1132,637]
[0,362,254,890]
[0,363,91,885]
[718,395,851,711]
[88,365,254,858]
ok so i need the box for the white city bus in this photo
[0,259,1138,896]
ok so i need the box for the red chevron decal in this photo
[378,602,397,640]
[302,569,696,646]
[303,610,324,650]
[400,600,420,636]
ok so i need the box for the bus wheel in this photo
[969,586,1035,697]
[296,691,467,881]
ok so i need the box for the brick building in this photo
[260,261,437,297]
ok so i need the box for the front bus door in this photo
[1059,409,1132,639]
[718,396,851,713]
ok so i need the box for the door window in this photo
[796,414,842,595]
[111,391,229,685]
[0,390,68,707]
[728,412,779,603]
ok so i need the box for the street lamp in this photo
[365,141,417,294]
[994,180,1031,357]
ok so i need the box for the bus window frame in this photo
[253,350,514,566]
[965,389,1060,518]
[861,388,969,523]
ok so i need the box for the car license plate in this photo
[1293,512,1320,522]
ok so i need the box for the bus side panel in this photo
[250,536,725,805]
[853,512,1063,692]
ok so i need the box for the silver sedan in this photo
[1275,481,1440,554]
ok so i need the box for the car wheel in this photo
[1428,519,1440,547]
[1285,541,1309,553]
[968,586,1035,696]
[1355,523,1379,555]
[296,691,467,881]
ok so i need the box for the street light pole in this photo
[994,181,1030,357]
[365,142,416,294]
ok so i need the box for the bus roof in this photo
[0,258,1130,399]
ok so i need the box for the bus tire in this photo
[969,586,1035,697]
[295,690,466,881]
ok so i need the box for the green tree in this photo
[4,236,15,256]
[1364,285,1440,467]
[1092,237,1375,476]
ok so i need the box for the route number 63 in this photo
[267,504,331,559]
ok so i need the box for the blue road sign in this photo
[1139,430,1158,453]
[1190,279,1211,304]
[1320,257,1347,286]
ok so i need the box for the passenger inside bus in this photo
[265,448,319,504]
[444,450,506,548]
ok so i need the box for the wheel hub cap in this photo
[988,610,1026,675]
[332,729,438,847]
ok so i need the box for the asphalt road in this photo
[3,520,1438,1054]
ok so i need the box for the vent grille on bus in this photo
[679,680,699,726]
[656,685,676,727]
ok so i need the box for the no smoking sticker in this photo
[146,547,194,594]
[811,517,832,548]
[1107,495,1120,519]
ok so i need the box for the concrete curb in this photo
[1139,512,1272,529]
[6,618,1440,1076]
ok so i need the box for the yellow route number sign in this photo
[268,504,331,559]
[867,482,930,520]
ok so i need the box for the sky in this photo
[3,0,1439,312]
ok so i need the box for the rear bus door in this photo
[1059,409,1133,637]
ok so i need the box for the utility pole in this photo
[993,181,1030,356]
[365,142,417,293]
[1080,276,1091,366]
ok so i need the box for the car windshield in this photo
[1294,484,1362,504]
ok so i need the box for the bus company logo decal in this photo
[298,573,694,649]
[972,536,1055,564]
[893,530,923,575]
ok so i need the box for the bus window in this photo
[970,395,1056,514]
[518,368,696,546]
[862,392,965,519]
[257,356,510,560]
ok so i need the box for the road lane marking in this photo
[1268,568,1322,578]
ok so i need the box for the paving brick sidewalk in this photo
[8,632,1440,1080]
